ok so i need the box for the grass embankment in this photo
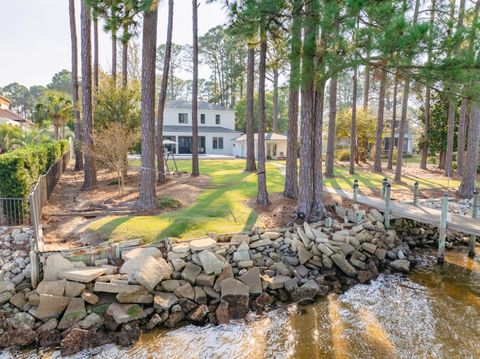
[89,159,460,243]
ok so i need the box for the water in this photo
[8,249,480,359]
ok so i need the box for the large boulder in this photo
[189,237,217,252]
[36,279,67,296]
[122,247,162,261]
[106,303,147,324]
[58,298,87,329]
[58,267,108,283]
[154,292,178,311]
[331,253,357,277]
[43,254,75,281]
[389,259,410,273]
[37,294,71,320]
[220,278,250,320]
[120,255,166,291]
[198,250,228,275]
[238,267,262,295]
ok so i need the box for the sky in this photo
[0,0,229,88]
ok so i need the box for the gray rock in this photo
[220,278,250,320]
[181,263,202,284]
[196,273,215,287]
[390,259,410,273]
[174,283,195,300]
[189,238,217,252]
[291,279,320,301]
[0,280,15,294]
[331,253,357,277]
[116,289,153,304]
[93,282,144,294]
[37,294,71,320]
[58,298,87,329]
[249,238,273,249]
[298,246,313,265]
[121,247,162,261]
[238,267,262,294]
[120,255,166,291]
[106,303,146,324]
[230,234,250,245]
[65,281,86,297]
[198,250,228,275]
[267,275,291,289]
[78,313,103,330]
[154,292,178,311]
[43,254,75,281]
[58,267,108,283]
[361,242,377,254]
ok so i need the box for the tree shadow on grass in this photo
[95,216,133,242]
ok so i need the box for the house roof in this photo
[0,108,26,123]
[234,132,288,142]
[0,96,12,105]
[163,125,240,133]
[166,100,233,112]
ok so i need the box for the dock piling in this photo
[413,182,419,206]
[384,183,391,229]
[468,190,478,258]
[437,192,448,264]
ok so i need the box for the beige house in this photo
[232,133,288,160]
[0,96,32,130]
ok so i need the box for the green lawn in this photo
[88,158,460,243]
[89,159,284,242]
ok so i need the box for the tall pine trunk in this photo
[156,0,174,185]
[445,98,456,177]
[81,0,96,190]
[272,68,279,132]
[69,0,83,171]
[457,98,468,175]
[420,0,435,170]
[257,30,269,206]
[324,76,337,178]
[284,0,302,198]
[312,79,326,219]
[245,44,257,172]
[458,104,480,198]
[387,70,399,170]
[373,65,387,173]
[395,0,419,182]
[93,17,99,91]
[297,1,316,217]
[122,24,129,88]
[191,0,200,177]
[139,4,158,211]
[363,48,370,108]
[349,67,358,175]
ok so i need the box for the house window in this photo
[200,114,205,124]
[178,113,188,124]
[215,114,221,125]
[213,137,224,150]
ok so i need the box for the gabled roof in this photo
[0,108,26,122]
[234,132,288,142]
[164,125,240,133]
[166,100,233,111]
[0,96,12,105]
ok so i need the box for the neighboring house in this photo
[163,100,240,156]
[0,96,32,130]
[232,133,288,160]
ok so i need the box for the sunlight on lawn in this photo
[89,160,284,242]
[90,159,460,243]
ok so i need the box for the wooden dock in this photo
[324,187,480,237]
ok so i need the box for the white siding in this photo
[164,107,236,130]
[163,131,239,156]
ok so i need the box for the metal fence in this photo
[0,198,29,226]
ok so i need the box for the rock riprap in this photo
[1,209,462,355]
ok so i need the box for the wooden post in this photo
[353,179,359,202]
[382,177,388,199]
[413,181,419,206]
[30,251,39,289]
[468,190,478,258]
[437,192,448,264]
[384,183,391,229]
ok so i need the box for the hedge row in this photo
[0,140,69,198]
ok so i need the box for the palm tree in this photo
[69,0,84,171]
[81,0,97,190]
[34,91,72,140]
[156,0,174,184]
[191,0,200,177]
[139,1,158,210]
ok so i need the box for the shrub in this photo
[427,156,436,164]
[0,140,69,198]
[336,149,351,162]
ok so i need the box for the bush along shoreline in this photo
[0,205,470,356]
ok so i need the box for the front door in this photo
[178,136,206,154]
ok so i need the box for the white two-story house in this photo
[163,100,241,156]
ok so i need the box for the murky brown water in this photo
[7,248,480,359]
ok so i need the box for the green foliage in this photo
[94,77,140,130]
[336,149,351,161]
[0,140,69,198]
[47,70,73,94]
[156,197,183,210]
[235,90,288,133]
[336,107,377,162]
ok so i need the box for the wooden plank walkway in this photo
[324,187,480,237]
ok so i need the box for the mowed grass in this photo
[89,159,285,242]
[89,158,461,243]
